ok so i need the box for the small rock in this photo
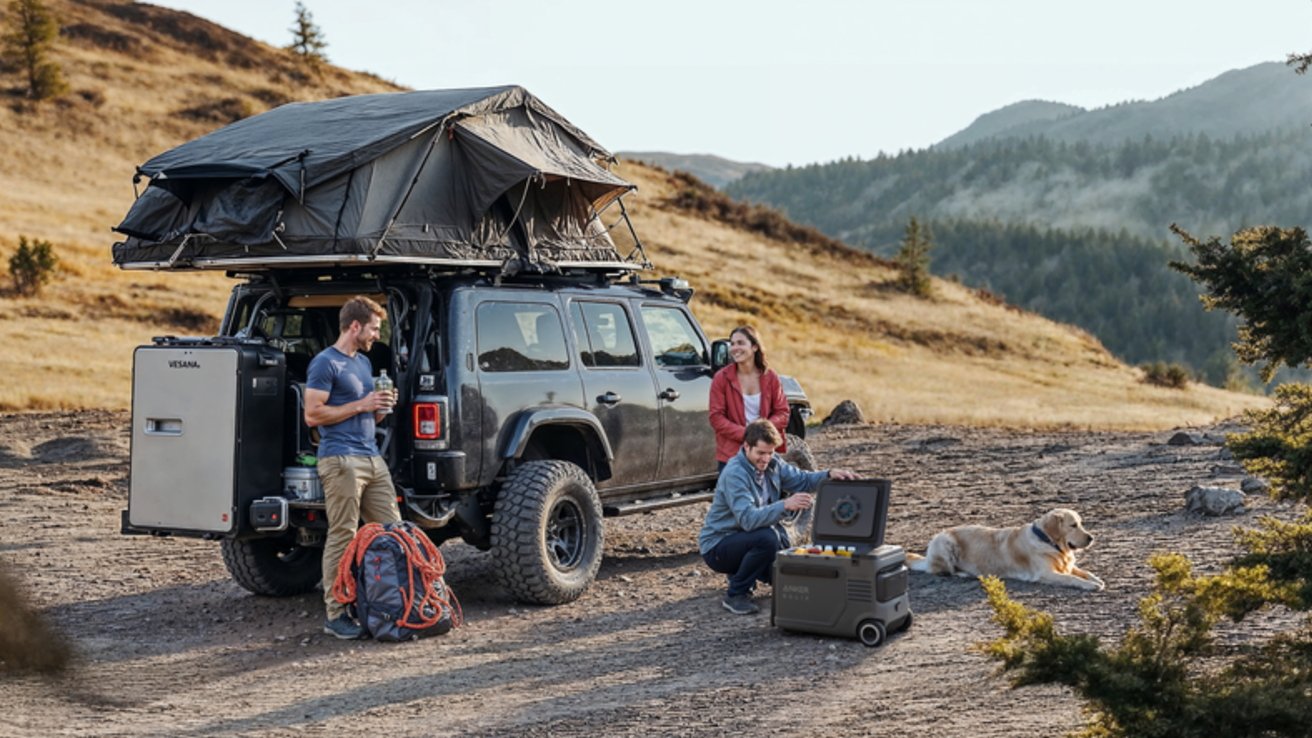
[1211,463,1245,477]
[1241,477,1271,495]
[1217,447,1234,461]
[274,635,287,642]
[1185,485,1246,516]
[823,400,866,426]
[619,575,633,583]
[1167,431,1206,446]
[299,637,311,647]
[298,610,309,619]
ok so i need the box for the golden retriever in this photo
[906,508,1105,590]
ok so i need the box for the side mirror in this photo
[711,339,731,371]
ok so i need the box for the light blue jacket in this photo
[698,449,829,555]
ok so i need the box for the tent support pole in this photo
[617,198,651,268]
[370,130,444,258]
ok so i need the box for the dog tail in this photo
[905,552,928,572]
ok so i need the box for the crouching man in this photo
[698,419,858,615]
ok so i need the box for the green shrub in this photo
[981,558,1309,738]
[8,235,58,295]
[1229,382,1312,501]
[1140,361,1191,388]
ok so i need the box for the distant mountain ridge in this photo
[725,61,1312,384]
[936,100,1084,149]
[937,62,1311,148]
[617,151,772,188]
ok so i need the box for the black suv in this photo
[123,266,812,604]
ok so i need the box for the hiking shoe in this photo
[323,614,364,640]
[722,594,760,615]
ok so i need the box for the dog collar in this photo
[1031,523,1062,552]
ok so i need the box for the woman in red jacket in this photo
[709,325,789,471]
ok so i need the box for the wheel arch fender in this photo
[500,407,614,482]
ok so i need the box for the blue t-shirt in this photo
[306,346,378,458]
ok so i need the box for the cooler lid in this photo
[810,479,891,548]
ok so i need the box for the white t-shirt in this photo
[743,391,762,423]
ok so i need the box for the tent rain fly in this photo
[112,85,647,273]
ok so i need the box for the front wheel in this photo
[220,534,322,596]
[491,460,603,605]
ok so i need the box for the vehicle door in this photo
[636,303,717,482]
[473,298,584,479]
[566,299,660,489]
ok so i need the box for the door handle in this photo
[659,387,680,401]
[597,391,622,406]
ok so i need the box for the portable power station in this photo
[771,479,912,647]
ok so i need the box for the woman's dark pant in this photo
[703,526,788,597]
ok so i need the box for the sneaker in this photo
[323,614,365,640]
[722,594,760,615]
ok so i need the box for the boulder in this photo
[1185,485,1246,516]
[1167,431,1206,446]
[823,400,866,426]
[1241,477,1271,495]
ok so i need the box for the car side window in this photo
[476,301,569,372]
[570,301,640,368]
[639,306,708,368]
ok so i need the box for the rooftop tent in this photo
[112,85,645,272]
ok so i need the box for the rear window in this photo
[476,301,569,372]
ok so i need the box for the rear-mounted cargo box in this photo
[126,338,285,537]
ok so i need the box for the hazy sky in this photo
[152,1,1312,167]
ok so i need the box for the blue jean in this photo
[703,526,789,597]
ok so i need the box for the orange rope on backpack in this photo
[332,522,463,630]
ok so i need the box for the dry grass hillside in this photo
[0,0,1266,427]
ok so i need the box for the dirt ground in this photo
[0,410,1305,737]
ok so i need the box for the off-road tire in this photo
[491,460,603,605]
[220,535,322,596]
[783,434,816,471]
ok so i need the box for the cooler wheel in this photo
[857,619,886,648]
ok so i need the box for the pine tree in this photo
[1,0,67,100]
[895,217,934,298]
[286,1,328,70]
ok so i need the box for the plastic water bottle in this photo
[375,370,394,414]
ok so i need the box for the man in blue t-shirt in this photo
[304,295,401,640]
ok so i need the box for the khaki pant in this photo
[318,455,401,619]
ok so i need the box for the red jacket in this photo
[708,365,789,462]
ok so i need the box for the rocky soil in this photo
[0,411,1305,737]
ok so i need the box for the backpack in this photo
[332,521,463,641]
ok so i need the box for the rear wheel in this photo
[781,434,818,545]
[491,460,603,605]
[783,434,816,471]
[220,534,322,596]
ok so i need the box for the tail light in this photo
[413,397,447,450]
